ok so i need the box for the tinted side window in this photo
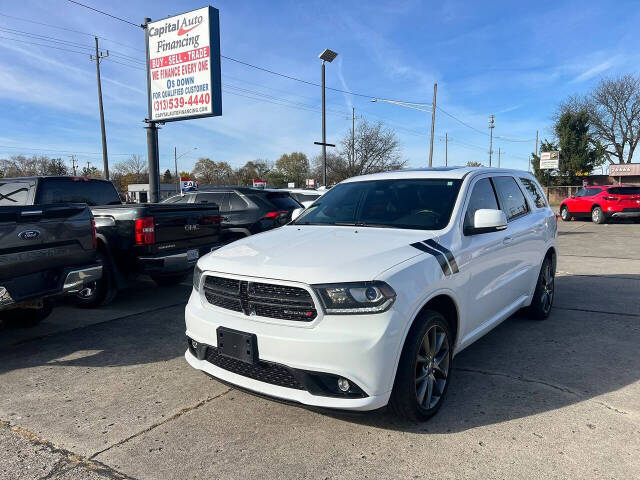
[575,188,587,197]
[608,187,640,195]
[586,188,603,196]
[0,180,35,205]
[196,192,229,210]
[228,192,248,210]
[493,176,529,221]
[266,193,301,210]
[520,177,547,208]
[464,178,499,228]
[37,179,120,206]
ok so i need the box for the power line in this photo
[66,0,141,28]
[0,12,142,52]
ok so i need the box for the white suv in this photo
[185,167,557,421]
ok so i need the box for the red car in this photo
[560,185,640,224]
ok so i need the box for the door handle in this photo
[503,235,513,245]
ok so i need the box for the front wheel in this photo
[527,256,555,320]
[592,206,606,224]
[560,205,571,221]
[388,310,452,421]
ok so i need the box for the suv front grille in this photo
[203,276,317,321]
[204,346,304,390]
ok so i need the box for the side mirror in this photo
[291,207,304,221]
[464,209,507,235]
[570,194,576,199]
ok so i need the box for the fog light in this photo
[191,339,199,350]
[337,377,350,392]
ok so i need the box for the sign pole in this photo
[143,17,160,204]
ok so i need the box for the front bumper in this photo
[184,286,403,411]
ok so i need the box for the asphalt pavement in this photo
[1,220,639,479]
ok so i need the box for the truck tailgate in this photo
[0,204,95,282]
[147,203,221,249]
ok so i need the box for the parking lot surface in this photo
[1,220,639,479]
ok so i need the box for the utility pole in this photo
[533,129,538,173]
[85,161,91,177]
[143,18,160,203]
[90,36,110,180]
[428,83,437,167]
[488,114,495,167]
[69,155,77,176]
[445,132,448,166]
[174,147,180,194]
[498,147,501,168]
[352,107,355,163]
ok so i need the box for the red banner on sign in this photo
[150,46,210,69]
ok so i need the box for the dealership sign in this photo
[610,163,640,176]
[181,178,198,192]
[147,6,221,122]
[539,151,560,170]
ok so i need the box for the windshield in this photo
[293,178,462,230]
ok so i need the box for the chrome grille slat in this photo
[203,276,317,322]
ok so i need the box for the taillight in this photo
[202,215,221,224]
[602,196,619,201]
[91,218,97,249]
[134,217,155,245]
[264,210,288,219]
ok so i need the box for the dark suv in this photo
[163,187,302,242]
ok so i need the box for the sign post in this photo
[540,151,560,198]
[144,6,222,202]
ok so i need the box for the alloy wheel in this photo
[540,262,554,315]
[415,325,450,410]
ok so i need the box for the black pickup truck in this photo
[6,176,222,307]
[0,200,102,327]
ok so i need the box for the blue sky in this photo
[0,0,638,175]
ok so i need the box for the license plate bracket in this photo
[187,249,199,262]
[216,327,258,364]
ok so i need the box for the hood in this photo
[199,225,435,283]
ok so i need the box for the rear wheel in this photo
[151,273,189,287]
[388,310,452,421]
[592,206,606,224]
[1,300,54,328]
[527,256,555,320]
[560,205,571,221]
[75,252,116,308]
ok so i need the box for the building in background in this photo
[127,184,177,203]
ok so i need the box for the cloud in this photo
[570,58,617,84]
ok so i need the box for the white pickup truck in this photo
[185,167,557,421]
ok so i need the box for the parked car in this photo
[283,189,324,208]
[5,176,222,307]
[163,187,302,242]
[184,167,557,421]
[560,185,640,224]
[0,192,102,327]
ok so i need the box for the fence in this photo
[545,186,582,206]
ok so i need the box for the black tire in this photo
[1,300,53,328]
[75,252,116,308]
[527,256,555,320]
[388,310,453,422]
[592,206,606,224]
[560,205,571,222]
[151,273,189,287]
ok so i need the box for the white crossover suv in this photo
[185,167,557,421]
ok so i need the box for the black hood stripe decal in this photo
[424,239,459,274]
[410,242,451,276]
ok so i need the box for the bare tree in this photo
[114,154,148,177]
[332,120,405,182]
[563,75,640,164]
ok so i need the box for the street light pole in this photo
[317,49,338,187]
[321,59,326,186]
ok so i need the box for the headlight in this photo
[193,265,203,291]
[312,281,396,314]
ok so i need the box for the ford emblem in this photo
[18,230,40,240]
